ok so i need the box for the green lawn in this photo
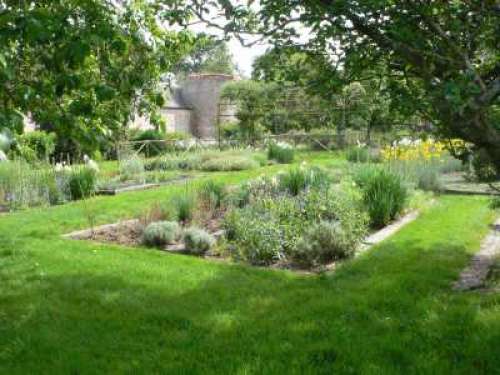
[1,155,499,374]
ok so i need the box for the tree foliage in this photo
[0,0,193,156]
[253,48,406,143]
[174,34,236,79]
[188,1,500,169]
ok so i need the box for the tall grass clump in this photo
[0,160,63,209]
[352,164,382,188]
[345,146,380,163]
[174,188,197,223]
[268,142,295,164]
[68,166,97,200]
[278,166,330,196]
[199,180,227,209]
[361,169,407,228]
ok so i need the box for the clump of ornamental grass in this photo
[361,169,408,228]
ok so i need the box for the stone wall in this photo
[164,109,191,134]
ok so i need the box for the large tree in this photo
[253,48,408,143]
[0,0,192,155]
[174,34,236,79]
[186,1,500,169]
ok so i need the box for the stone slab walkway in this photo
[453,218,500,291]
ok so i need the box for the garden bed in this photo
[63,218,226,257]
[63,209,420,273]
[63,165,425,272]
[97,175,190,195]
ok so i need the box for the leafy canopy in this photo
[0,0,193,155]
[185,1,500,168]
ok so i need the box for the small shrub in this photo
[183,227,215,255]
[291,221,356,267]
[362,169,408,228]
[200,156,259,171]
[346,147,369,163]
[417,167,443,192]
[223,209,283,265]
[346,147,381,163]
[199,180,227,209]
[220,121,240,139]
[142,221,179,247]
[145,152,202,171]
[68,166,97,200]
[268,142,295,164]
[119,155,145,182]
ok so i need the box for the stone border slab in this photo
[97,184,160,195]
[97,175,191,196]
[357,211,420,255]
[453,218,500,291]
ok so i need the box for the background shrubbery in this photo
[268,142,295,164]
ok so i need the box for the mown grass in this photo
[0,152,499,374]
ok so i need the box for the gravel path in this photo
[453,218,500,291]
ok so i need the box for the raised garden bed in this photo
[63,218,226,258]
[64,166,425,272]
[63,210,420,273]
[97,175,190,195]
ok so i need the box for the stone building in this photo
[25,73,238,138]
[163,73,237,138]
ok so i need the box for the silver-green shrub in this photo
[183,227,215,255]
[119,154,145,183]
[292,221,358,267]
[142,221,179,247]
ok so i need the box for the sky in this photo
[187,10,270,78]
[227,38,269,77]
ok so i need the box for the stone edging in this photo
[62,211,422,274]
[322,210,420,272]
[453,218,500,291]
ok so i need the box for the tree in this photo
[174,35,236,79]
[0,0,192,156]
[187,1,500,170]
[253,48,404,143]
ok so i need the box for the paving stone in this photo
[453,219,500,291]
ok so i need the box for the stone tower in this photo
[180,74,235,138]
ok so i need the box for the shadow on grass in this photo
[2,236,498,374]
